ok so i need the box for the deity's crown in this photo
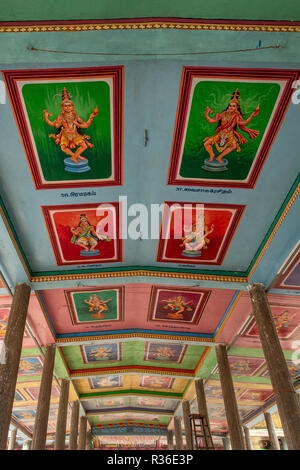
[80,213,88,222]
[61,87,72,103]
[230,89,240,105]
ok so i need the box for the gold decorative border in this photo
[70,368,194,378]
[1,20,300,33]
[55,332,215,344]
[30,271,247,283]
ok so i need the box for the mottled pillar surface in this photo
[182,400,193,450]
[69,400,80,450]
[264,412,280,450]
[174,416,183,450]
[243,426,252,450]
[78,416,88,450]
[167,429,174,450]
[0,283,31,450]
[55,379,70,450]
[248,284,300,450]
[8,427,17,450]
[216,344,245,450]
[32,344,56,450]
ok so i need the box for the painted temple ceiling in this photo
[0,3,300,442]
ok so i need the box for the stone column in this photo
[86,430,91,450]
[174,416,183,450]
[69,400,79,450]
[243,426,252,450]
[0,283,31,450]
[222,436,232,450]
[32,344,56,450]
[54,379,70,450]
[22,440,31,450]
[195,379,209,419]
[182,400,193,450]
[194,378,214,447]
[167,429,174,450]
[248,284,300,450]
[78,416,88,450]
[216,345,245,450]
[281,437,288,450]
[264,412,280,450]
[8,427,17,450]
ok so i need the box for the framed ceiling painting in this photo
[42,202,122,266]
[147,286,210,324]
[274,244,300,290]
[167,67,298,188]
[2,66,123,189]
[242,304,300,339]
[80,343,122,364]
[156,202,245,265]
[65,286,124,325]
[143,342,187,364]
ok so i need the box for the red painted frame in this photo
[2,66,123,189]
[156,201,245,266]
[42,202,123,266]
[167,67,299,188]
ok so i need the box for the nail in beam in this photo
[54,379,70,450]
[216,344,246,450]
[32,344,56,450]
[264,412,280,450]
[174,416,183,450]
[69,400,80,450]
[248,283,300,449]
[167,429,174,450]
[0,283,31,450]
[78,416,88,450]
[182,400,193,450]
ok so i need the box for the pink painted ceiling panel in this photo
[40,284,236,336]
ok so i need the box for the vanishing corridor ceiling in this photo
[0,2,299,443]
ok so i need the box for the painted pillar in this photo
[78,416,88,450]
[182,400,193,450]
[243,426,252,450]
[32,344,56,450]
[248,284,300,449]
[69,400,79,450]
[167,429,174,450]
[174,416,183,450]
[264,412,280,450]
[54,378,70,450]
[0,283,31,450]
[8,427,17,450]
[216,345,246,450]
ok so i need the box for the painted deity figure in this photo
[153,346,176,361]
[0,311,8,332]
[18,359,38,373]
[84,293,112,319]
[273,310,296,333]
[181,216,214,254]
[162,295,193,319]
[70,213,110,254]
[203,89,259,164]
[43,87,98,164]
[232,359,251,374]
[88,345,113,360]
